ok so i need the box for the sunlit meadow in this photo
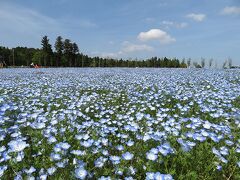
[0,68,240,179]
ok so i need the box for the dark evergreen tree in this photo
[72,43,79,67]
[201,58,205,68]
[209,58,213,68]
[63,39,73,67]
[41,36,52,66]
[54,36,63,67]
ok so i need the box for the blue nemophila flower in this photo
[146,151,157,161]
[24,166,36,174]
[154,172,173,180]
[158,147,170,156]
[116,145,124,151]
[116,169,123,175]
[101,138,108,146]
[126,140,134,147]
[1,151,11,162]
[11,132,21,138]
[143,134,151,142]
[125,176,134,180]
[209,135,220,143]
[146,172,173,180]
[50,153,61,161]
[219,156,228,164]
[59,142,71,150]
[40,174,47,180]
[81,139,94,148]
[102,150,109,156]
[110,156,121,165]
[225,140,234,146]
[0,134,6,141]
[71,150,86,156]
[200,129,208,137]
[48,136,57,144]
[0,166,7,177]
[186,141,196,147]
[94,156,107,168]
[75,167,88,179]
[203,121,211,129]
[193,133,206,142]
[128,166,136,175]
[14,174,23,180]
[236,148,240,153]
[31,122,46,129]
[136,112,144,121]
[56,161,67,168]
[158,142,175,155]
[0,104,10,111]
[26,176,35,180]
[98,176,111,180]
[122,152,134,160]
[0,146,6,153]
[47,167,57,175]
[8,140,29,152]
[216,165,222,171]
[15,151,24,162]
[219,146,229,156]
[146,172,155,180]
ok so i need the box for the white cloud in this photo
[122,42,154,53]
[162,21,188,28]
[137,29,176,44]
[221,6,240,15]
[186,13,206,22]
[94,42,154,58]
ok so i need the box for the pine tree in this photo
[41,36,52,66]
[54,36,63,67]
[209,58,213,68]
[63,39,72,67]
[72,43,79,67]
[187,58,191,68]
[201,58,205,68]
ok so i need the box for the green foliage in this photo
[32,51,43,65]
[54,36,64,66]
[0,35,192,68]
[41,35,53,66]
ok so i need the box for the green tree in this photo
[72,43,79,67]
[228,58,232,68]
[193,62,201,68]
[32,51,43,65]
[222,61,227,69]
[187,58,191,68]
[54,36,64,67]
[41,36,52,66]
[209,58,213,68]
[63,39,73,67]
[180,58,187,68]
[201,58,205,68]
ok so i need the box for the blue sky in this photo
[0,0,240,65]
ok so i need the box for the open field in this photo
[0,68,240,179]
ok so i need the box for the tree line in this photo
[0,35,235,68]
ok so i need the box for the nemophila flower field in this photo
[0,68,240,179]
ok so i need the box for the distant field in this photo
[0,68,240,179]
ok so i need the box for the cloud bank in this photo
[138,29,176,44]
[221,6,240,15]
[186,13,206,22]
